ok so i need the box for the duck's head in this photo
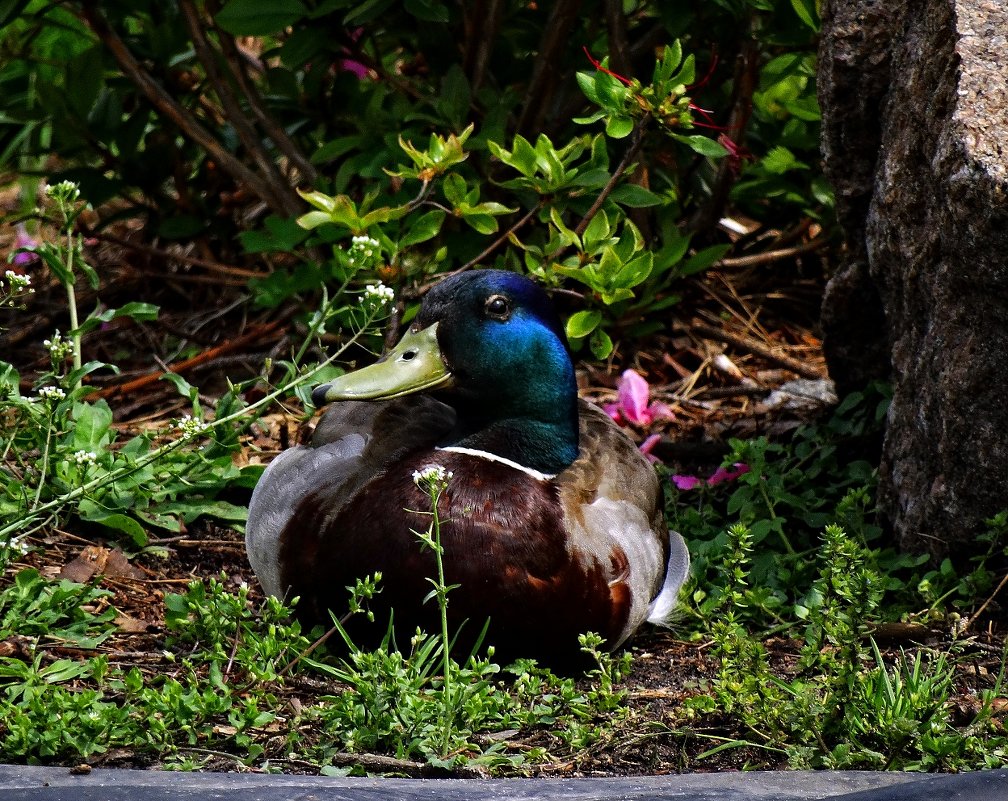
[313,269,579,475]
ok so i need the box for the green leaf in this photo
[160,371,199,404]
[761,146,808,175]
[575,71,601,105]
[589,328,614,360]
[296,210,332,230]
[605,115,634,139]
[72,400,113,452]
[573,110,606,126]
[676,133,729,159]
[297,188,339,214]
[239,216,310,253]
[343,0,396,24]
[36,244,73,285]
[610,183,664,208]
[565,310,602,340]
[790,0,820,31]
[279,27,327,68]
[73,302,159,337]
[404,0,450,21]
[582,211,611,248]
[400,209,445,247]
[681,244,730,276]
[462,213,498,235]
[441,172,467,206]
[491,135,537,178]
[215,0,308,35]
[158,499,249,524]
[0,0,32,28]
[134,510,183,533]
[78,256,100,290]
[310,135,365,166]
[65,360,115,389]
[437,64,471,125]
[78,510,147,546]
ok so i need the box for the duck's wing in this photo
[245,396,455,600]
[557,400,689,647]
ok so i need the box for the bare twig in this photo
[516,0,584,135]
[87,229,265,279]
[687,36,759,234]
[546,115,650,263]
[463,0,505,92]
[604,0,632,79]
[206,0,318,184]
[89,321,284,399]
[178,0,301,216]
[406,203,543,300]
[79,2,298,217]
[964,571,1008,633]
[691,320,823,380]
[716,237,830,270]
[460,203,541,271]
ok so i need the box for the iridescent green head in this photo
[313,270,579,474]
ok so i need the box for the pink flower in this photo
[337,28,370,79]
[707,463,750,485]
[672,462,750,491]
[671,474,703,491]
[638,433,662,464]
[605,369,674,427]
[12,223,39,267]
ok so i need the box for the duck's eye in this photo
[484,294,511,320]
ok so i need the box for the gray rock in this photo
[818,0,1008,557]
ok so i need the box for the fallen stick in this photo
[89,320,283,399]
[691,320,822,380]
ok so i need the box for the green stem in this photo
[758,483,795,555]
[431,488,453,755]
[66,229,81,384]
[31,417,54,510]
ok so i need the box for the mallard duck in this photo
[245,269,689,665]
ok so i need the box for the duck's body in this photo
[246,270,688,665]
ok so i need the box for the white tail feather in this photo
[646,530,690,626]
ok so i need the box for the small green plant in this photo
[0,209,397,549]
[692,516,1007,770]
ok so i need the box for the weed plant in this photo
[669,384,1008,771]
[1,382,1007,770]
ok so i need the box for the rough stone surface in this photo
[818,0,905,395]
[819,0,1008,557]
[5,765,1008,801]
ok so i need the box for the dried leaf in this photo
[60,546,144,583]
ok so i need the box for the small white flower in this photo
[43,330,75,361]
[45,180,81,201]
[71,450,99,466]
[37,386,66,401]
[347,235,382,267]
[4,534,30,556]
[362,282,395,308]
[175,414,210,439]
[4,270,31,289]
[412,463,453,492]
